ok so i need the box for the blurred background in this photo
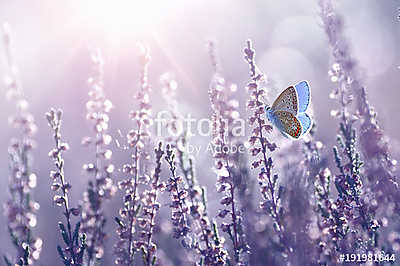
[0,0,399,264]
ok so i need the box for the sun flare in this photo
[75,0,176,36]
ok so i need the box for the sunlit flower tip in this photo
[86,100,97,111]
[26,212,37,227]
[122,164,133,173]
[83,163,95,172]
[139,174,150,183]
[45,110,54,121]
[103,134,112,145]
[105,164,115,173]
[103,99,113,112]
[96,122,108,132]
[55,109,62,119]
[81,136,92,146]
[136,140,145,150]
[103,149,112,159]
[16,99,29,111]
[330,109,339,117]
[50,170,60,180]
[2,21,11,34]
[94,247,105,259]
[220,196,232,206]
[48,148,58,158]
[332,63,341,71]
[31,202,40,210]
[329,92,337,99]
[51,183,61,191]
[330,76,338,82]
[127,129,137,139]
[60,142,70,151]
[315,141,323,149]
[28,173,37,188]
[62,183,72,191]
[53,195,65,206]
[87,76,95,85]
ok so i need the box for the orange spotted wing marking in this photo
[271,86,298,115]
[274,110,302,139]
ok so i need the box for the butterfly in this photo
[265,81,312,139]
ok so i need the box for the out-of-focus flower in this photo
[319,0,398,210]
[79,49,116,265]
[113,45,159,265]
[209,41,249,264]
[2,23,41,265]
[319,0,391,259]
[161,73,228,265]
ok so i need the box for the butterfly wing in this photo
[271,86,298,115]
[274,110,302,139]
[297,112,312,135]
[294,81,310,113]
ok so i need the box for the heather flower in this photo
[161,74,229,265]
[160,73,181,143]
[164,144,190,240]
[79,49,116,265]
[328,113,378,259]
[243,40,287,255]
[318,0,388,259]
[271,130,328,265]
[329,85,377,254]
[313,167,341,263]
[209,41,249,264]
[303,127,352,265]
[161,74,204,224]
[319,0,399,210]
[284,124,335,264]
[136,142,165,265]
[113,45,155,265]
[2,23,42,266]
[46,108,86,265]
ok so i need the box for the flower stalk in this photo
[243,40,288,255]
[46,108,86,266]
[2,23,42,266]
[79,49,116,265]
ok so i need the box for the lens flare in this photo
[75,0,177,36]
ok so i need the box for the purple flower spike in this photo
[209,41,249,264]
[79,49,117,264]
[2,23,42,265]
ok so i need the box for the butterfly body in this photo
[265,81,312,139]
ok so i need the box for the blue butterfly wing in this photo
[297,112,312,135]
[266,108,285,134]
[266,108,302,139]
[294,81,310,113]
